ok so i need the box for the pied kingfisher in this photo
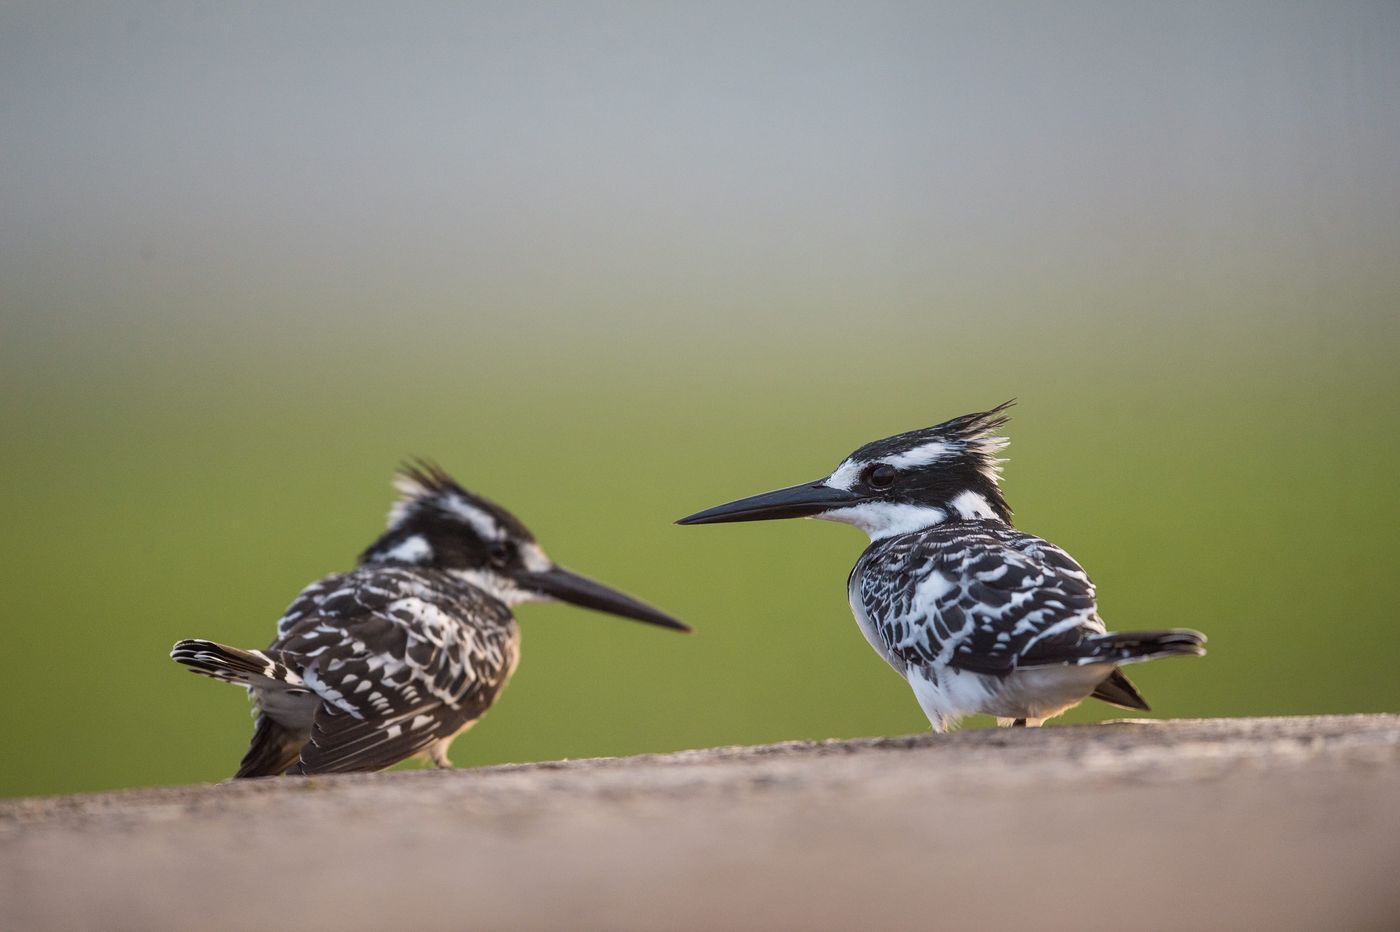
[172,462,687,776]
[678,402,1204,730]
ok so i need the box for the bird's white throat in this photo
[819,491,1000,541]
[819,503,949,541]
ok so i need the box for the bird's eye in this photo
[863,464,898,489]
[488,542,512,567]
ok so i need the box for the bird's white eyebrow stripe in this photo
[825,440,953,491]
[882,441,952,469]
[438,495,502,540]
[388,474,503,540]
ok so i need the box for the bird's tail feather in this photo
[170,639,304,689]
[1085,629,1207,666]
[1090,668,1152,711]
[235,713,306,779]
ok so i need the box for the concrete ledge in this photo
[4,714,1399,930]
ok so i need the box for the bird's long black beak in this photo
[676,480,858,525]
[521,567,690,632]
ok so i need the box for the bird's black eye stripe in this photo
[488,541,512,566]
[863,463,898,489]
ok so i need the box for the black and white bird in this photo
[172,462,687,777]
[678,402,1204,731]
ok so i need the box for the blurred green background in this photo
[3,2,1398,798]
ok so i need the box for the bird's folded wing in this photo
[859,528,1106,676]
[297,699,450,774]
[271,572,516,773]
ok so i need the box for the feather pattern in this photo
[173,564,520,775]
[269,565,520,774]
[851,521,1105,675]
[849,520,1204,727]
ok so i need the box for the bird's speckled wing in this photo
[270,565,520,773]
[852,522,1107,676]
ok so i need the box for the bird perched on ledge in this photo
[678,402,1204,731]
[173,462,687,777]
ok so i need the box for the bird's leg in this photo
[430,742,454,769]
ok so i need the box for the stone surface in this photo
[4,715,1399,930]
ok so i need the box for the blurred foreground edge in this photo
[3,714,1399,932]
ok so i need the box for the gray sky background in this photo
[3,2,1398,367]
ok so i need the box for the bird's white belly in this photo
[907,663,1112,730]
[906,667,998,730]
